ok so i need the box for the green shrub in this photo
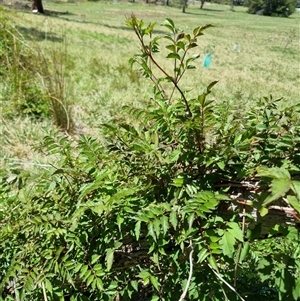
[0,16,299,301]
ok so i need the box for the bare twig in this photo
[179,240,194,301]
[229,195,253,206]
[234,205,246,287]
[208,264,246,301]
[42,282,48,301]
[268,205,300,222]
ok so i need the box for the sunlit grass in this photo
[1,1,299,169]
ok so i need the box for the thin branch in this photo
[42,282,48,301]
[229,195,253,206]
[131,14,192,114]
[215,181,260,190]
[179,240,194,301]
[146,49,192,116]
[220,285,230,301]
[234,205,246,287]
[208,264,246,301]
[268,205,300,221]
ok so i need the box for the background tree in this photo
[246,0,297,16]
[31,0,44,13]
[182,0,188,12]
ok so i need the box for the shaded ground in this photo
[1,0,74,16]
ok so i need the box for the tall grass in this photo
[0,7,75,170]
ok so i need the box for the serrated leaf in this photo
[172,177,184,187]
[151,252,159,267]
[169,150,181,162]
[150,206,163,216]
[215,193,231,201]
[228,222,243,242]
[91,255,100,264]
[286,195,300,214]
[148,222,156,241]
[197,248,209,263]
[220,231,236,257]
[186,184,197,196]
[262,178,291,206]
[209,242,220,250]
[86,274,94,287]
[153,218,161,237]
[93,264,102,272]
[256,167,290,179]
[138,270,151,279]
[24,276,34,291]
[74,263,83,273]
[150,276,160,291]
[83,270,92,282]
[80,265,89,279]
[90,204,106,216]
[44,279,53,296]
[160,215,169,235]
[169,210,178,230]
[96,278,103,290]
[158,247,166,255]
[131,280,138,292]
[217,161,225,170]
[291,181,300,199]
[208,255,219,272]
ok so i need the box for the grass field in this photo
[1,1,300,171]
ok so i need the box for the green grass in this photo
[1,1,300,170]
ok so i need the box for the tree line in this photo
[30,0,297,17]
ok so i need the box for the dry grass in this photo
[1,1,299,170]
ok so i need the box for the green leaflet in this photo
[220,231,236,257]
[105,248,114,271]
[262,178,291,206]
[287,195,300,214]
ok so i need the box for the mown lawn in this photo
[1,1,299,170]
